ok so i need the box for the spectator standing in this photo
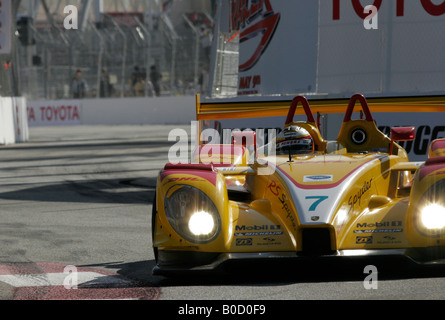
[150,65,162,97]
[131,66,141,96]
[133,76,146,97]
[71,69,88,99]
[99,68,112,98]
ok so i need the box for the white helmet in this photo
[276,126,313,154]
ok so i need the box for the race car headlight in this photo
[416,180,445,236]
[164,185,220,243]
[188,211,215,236]
[420,204,445,231]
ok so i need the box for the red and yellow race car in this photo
[152,94,445,275]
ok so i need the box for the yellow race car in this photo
[152,94,445,275]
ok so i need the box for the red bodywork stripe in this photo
[275,155,387,190]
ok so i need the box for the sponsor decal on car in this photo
[356,236,373,244]
[303,175,333,182]
[165,177,206,184]
[236,238,252,246]
[257,237,281,246]
[348,178,373,212]
[267,180,298,232]
[354,220,403,233]
[234,224,282,237]
[376,235,402,244]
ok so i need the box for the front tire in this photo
[151,192,158,263]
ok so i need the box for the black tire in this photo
[151,192,158,263]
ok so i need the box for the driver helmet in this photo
[276,125,314,154]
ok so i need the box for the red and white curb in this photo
[0,262,160,300]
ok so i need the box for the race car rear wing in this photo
[196,94,445,122]
[194,94,445,161]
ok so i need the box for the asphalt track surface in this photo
[2,125,445,301]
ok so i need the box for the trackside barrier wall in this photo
[12,97,29,143]
[27,96,196,126]
[0,98,14,145]
[0,97,28,145]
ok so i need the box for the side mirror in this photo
[428,138,445,158]
[390,127,415,155]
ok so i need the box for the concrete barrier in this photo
[82,96,196,125]
[12,97,29,142]
[0,97,15,145]
[27,95,196,127]
[0,97,28,145]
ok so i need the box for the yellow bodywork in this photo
[152,94,445,273]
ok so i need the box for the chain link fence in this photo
[14,10,213,100]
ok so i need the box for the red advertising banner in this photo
[27,100,82,126]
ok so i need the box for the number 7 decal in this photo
[305,196,329,211]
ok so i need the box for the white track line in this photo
[0,272,130,288]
